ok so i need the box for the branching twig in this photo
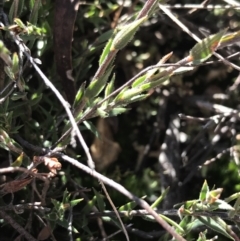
[0,210,37,241]
[0,166,49,186]
[60,153,187,241]
[85,209,240,222]
[159,3,240,71]
[11,35,96,169]
[55,47,240,146]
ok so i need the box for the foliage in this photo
[0,0,240,240]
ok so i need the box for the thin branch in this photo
[11,35,95,169]
[203,146,236,166]
[60,153,186,241]
[159,4,240,71]
[85,209,240,222]
[164,4,240,10]
[222,0,240,6]
[102,224,133,241]
[100,181,129,241]
[13,134,48,154]
[0,210,37,241]
[193,99,238,114]
[179,112,237,123]
[0,83,15,104]
[0,202,50,212]
[137,0,157,19]
[0,166,35,174]
[0,81,14,95]
[0,166,49,183]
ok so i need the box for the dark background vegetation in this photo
[1,0,240,240]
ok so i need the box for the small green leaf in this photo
[104,74,115,99]
[131,75,147,88]
[114,88,142,103]
[99,37,114,65]
[112,87,128,102]
[197,216,234,240]
[102,74,115,108]
[81,196,97,214]
[97,108,109,118]
[6,111,13,127]
[93,29,114,48]
[196,230,207,241]
[0,41,12,66]
[128,94,148,104]
[9,0,25,23]
[185,218,203,234]
[87,97,102,108]
[229,195,240,218]
[102,216,112,222]
[56,219,69,229]
[11,152,24,167]
[179,216,192,233]
[70,199,83,207]
[30,93,42,106]
[174,199,198,209]
[29,0,41,25]
[29,0,35,10]
[14,18,26,29]
[207,188,223,204]
[190,30,226,64]
[11,92,27,101]
[93,188,105,212]
[119,201,137,212]
[85,66,114,99]
[218,30,240,48]
[209,199,234,211]
[3,97,9,112]
[108,107,129,116]
[83,121,99,138]
[151,187,170,209]
[62,189,69,203]
[111,16,148,50]
[140,76,169,91]
[12,53,19,75]
[9,0,17,22]
[159,214,185,233]
[225,192,240,203]
[199,180,209,202]
[16,77,26,92]
[0,129,23,154]
[73,82,86,108]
